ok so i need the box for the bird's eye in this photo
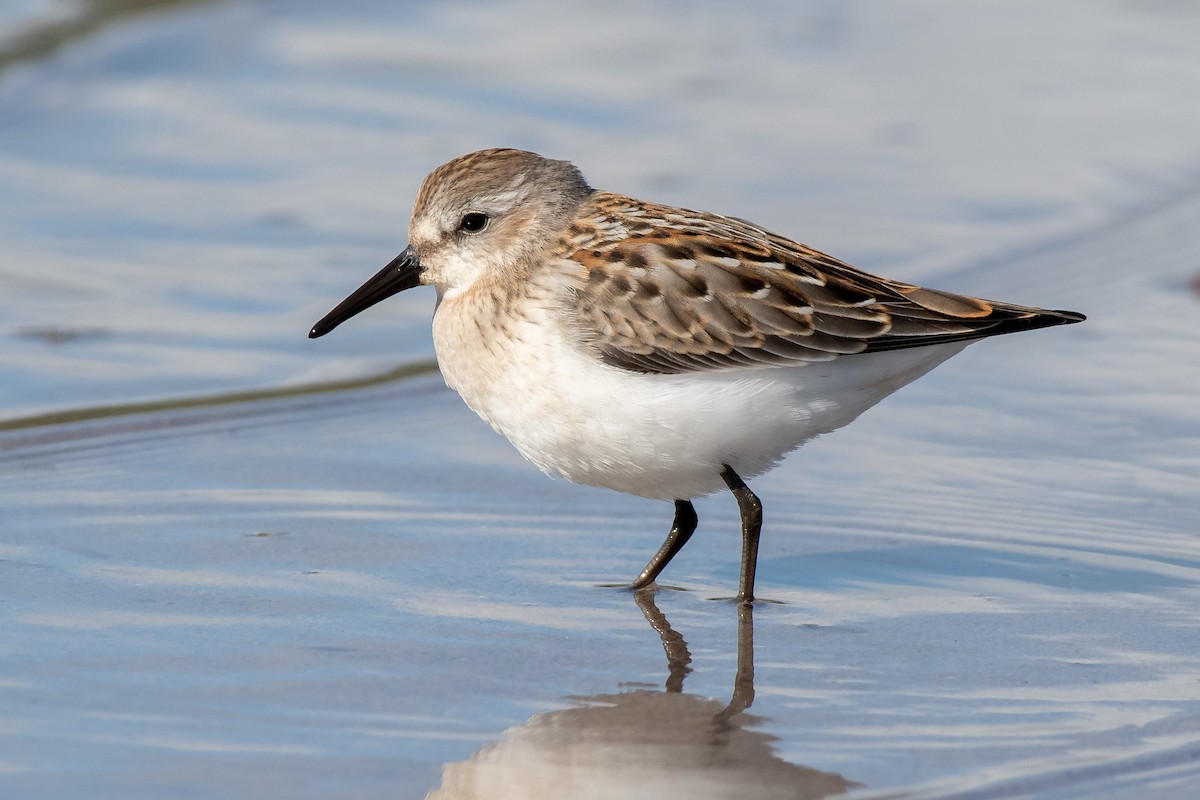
[459,213,489,234]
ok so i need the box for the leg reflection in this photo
[633,589,693,693]
[723,602,756,719]
[633,589,756,718]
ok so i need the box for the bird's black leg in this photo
[629,499,698,590]
[720,464,762,604]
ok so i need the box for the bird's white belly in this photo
[433,299,966,501]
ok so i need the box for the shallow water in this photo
[2,1,1200,798]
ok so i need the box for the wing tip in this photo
[862,305,1085,354]
[1045,308,1087,324]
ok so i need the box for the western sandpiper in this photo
[310,148,1084,602]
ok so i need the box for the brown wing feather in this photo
[565,194,1085,374]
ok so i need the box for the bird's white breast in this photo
[431,283,966,501]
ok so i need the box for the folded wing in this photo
[566,197,1084,375]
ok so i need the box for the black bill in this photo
[309,246,422,338]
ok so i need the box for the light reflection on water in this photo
[1,1,1199,798]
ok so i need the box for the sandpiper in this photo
[311,148,1084,602]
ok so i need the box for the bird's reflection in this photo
[426,592,858,799]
